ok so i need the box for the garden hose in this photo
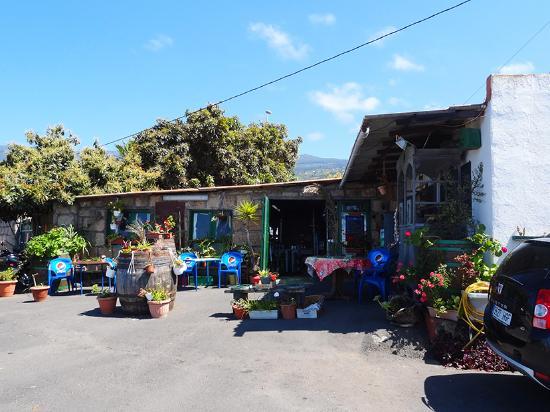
[458,281,490,348]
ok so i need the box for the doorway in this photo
[267,199,326,275]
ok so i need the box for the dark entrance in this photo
[268,199,326,275]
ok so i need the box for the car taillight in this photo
[533,289,550,329]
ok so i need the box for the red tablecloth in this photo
[305,256,371,281]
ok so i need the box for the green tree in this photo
[131,106,301,188]
[0,126,89,226]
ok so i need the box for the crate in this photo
[297,295,324,319]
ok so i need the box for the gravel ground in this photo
[0,288,548,411]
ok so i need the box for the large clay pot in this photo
[280,303,297,320]
[30,286,50,302]
[0,280,17,297]
[148,300,170,318]
[97,296,117,315]
[117,250,176,315]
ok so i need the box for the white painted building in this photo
[341,73,550,260]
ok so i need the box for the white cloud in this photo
[308,13,336,26]
[306,132,324,141]
[368,26,397,47]
[144,34,174,52]
[499,61,535,75]
[310,82,380,123]
[389,54,424,72]
[249,22,309,60]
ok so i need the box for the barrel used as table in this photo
[116,250,177,315]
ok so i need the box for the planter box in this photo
[297,295,325,319]
[249,310,278,320]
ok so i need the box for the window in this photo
[189,210,232,241]
[107,208,153,238]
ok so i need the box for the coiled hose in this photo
[458,281,490,347]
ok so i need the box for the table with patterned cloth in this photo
[305,256,371,281]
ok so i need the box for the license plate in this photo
[492,305,512,326]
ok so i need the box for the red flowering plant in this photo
[413,264,461,314]
[391,261,420,292]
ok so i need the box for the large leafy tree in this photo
[131,106,301,188]
[0,126,89,224]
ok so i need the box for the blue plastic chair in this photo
[179,252,198,290]
[48,258,75,295]
[102,257,117,291]
[217,252,242,288]
[358,248,391,302]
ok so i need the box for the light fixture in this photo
[395,135,410,150]
[265,110,272,122]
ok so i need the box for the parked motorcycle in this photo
[0,242,33,292]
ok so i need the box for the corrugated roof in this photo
[75,178,341,200]
[340,104,485,186]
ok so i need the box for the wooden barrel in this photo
[116,250,177,315]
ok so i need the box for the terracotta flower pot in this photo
[146,232,162,240]
[0,280,17,297]
[427,306,458,322]
[30,286,50,302]
[148,299,171,318]
[144,263,155,274]
[280,303,297,320]
[97,296,117,315]
[162,233,173,239]
[251,275,261,285]
[232,305,248,320]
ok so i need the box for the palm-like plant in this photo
[234,200,259,268]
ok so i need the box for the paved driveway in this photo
[0,289,548,411]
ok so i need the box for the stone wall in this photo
[51,181,379,257]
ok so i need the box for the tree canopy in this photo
[0,107,302,223]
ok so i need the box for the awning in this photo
[340,104,485,186]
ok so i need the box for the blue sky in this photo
[1,0,548,158]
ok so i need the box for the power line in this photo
[464,19,550,104]
[101,0,472,147]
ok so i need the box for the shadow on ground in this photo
[79,308,148,319]
[423,373,549,411]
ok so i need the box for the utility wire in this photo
[101,0,472,147]
[464,19,550,103]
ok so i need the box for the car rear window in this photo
[498,242,550,277]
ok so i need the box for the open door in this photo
[260,196,270,270]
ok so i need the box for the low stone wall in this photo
[51,181,381,257]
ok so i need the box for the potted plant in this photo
[231,298,249,320]
[107,199,125,218]
[280,297,297,320]
[374,294,418,327]
[30,283,50,302]
[248,299,278,319]
[413,265,461,322]
[234,201,260,270]
[0,268,18,297]
[258,269,271,285]
[146,287,171,319]
[92,284,117,315]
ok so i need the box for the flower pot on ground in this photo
[147,287,171,318]
[30,285,50,302]
[280,302,297,320]
[375,294,418,327]
[0,268,18,297]
[231,298,249,320]
[467,292,489,318]
[92,284,117,315]
[247,299,278,319]
[148,300,170,318]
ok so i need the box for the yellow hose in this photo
[459,281,490,336]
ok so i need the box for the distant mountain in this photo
[294,154,347,180]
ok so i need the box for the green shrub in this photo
[0,267,17,281]
[25,225,88,259]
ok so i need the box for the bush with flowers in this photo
[413,264,461,313]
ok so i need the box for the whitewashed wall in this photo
[467,74,550,256]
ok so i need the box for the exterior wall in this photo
[467,74,550,256]
[51,182,377,257]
